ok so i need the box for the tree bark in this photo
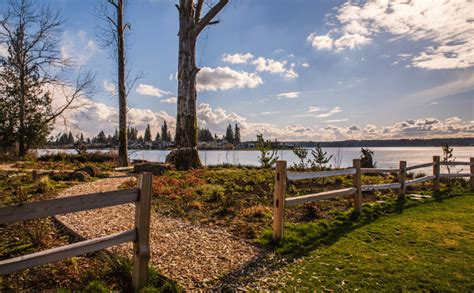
[116,0,128,167]
[166,0,228,170]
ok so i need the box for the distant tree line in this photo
[280,138,474,148]
[49,121,175,148]
[198,123,241,145]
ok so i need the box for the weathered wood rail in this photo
[273,156,474,241]
[0,173,153,292]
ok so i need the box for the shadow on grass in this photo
[213,192,470,290]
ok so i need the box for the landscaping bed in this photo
[123,166,456,240]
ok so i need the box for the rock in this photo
[133,163,172,176]
[70,171,89,181]
[75,166,100,177]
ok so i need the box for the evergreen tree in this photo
[311,143,333,170]
[198,128,214,142]
[154,131,161,142]
[234,123,241,144]
[167,131,172,142]
[161,121,169,142]
[144,124,152,142]
[96,131,107,144]
[111,129,119,146]
[67,132,75,144]
[225,124,234,143]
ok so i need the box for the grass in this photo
[260,194,474,291]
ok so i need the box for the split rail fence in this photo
[0,173,153,292]
[273,156,474,241]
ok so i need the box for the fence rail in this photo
[361,168,400,174]
[0,173,153,292]
[406,175,436,187]
[285,188,356,207]
[287,168,356,181]
[273,156,474,241]
[406,162,434,171]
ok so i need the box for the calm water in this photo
[38,147,473,173]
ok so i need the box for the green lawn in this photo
[269,194,474,291]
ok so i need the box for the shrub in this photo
[35,176,51,193]
[240,205,272,219]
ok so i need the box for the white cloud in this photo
[260,111,280,115]
[136,84,173,97]
[54,95,176,138]
[308,0,474,69]
[307,33,334,50]
[404,73,474,102]
[102,81,116,96]
[301,62,310,68]
[308,106,324,113]
[61,30,99,65]
[324,119,348,123]
[196,66,263,91]
[315,106,342,118]
[161,96,177,104]
[0,44,7,57]
[252,57,299,80]
[276,91,300,99]
[221,53,254,64]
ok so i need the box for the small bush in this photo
[188,200,203,210]
[35,176,51,193]
[240,205,272,219]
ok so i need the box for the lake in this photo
[37,146,473,174]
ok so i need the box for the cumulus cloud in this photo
[196,66,263,91]
[307,33,333,50]
[54,95,176,138]
[136,84,174,97]
[102,81,116,96]
[252,57,299,80]
[308,0,474,69]
[221,53,254,64]
[61,30,99,65]
[301,62,310,68]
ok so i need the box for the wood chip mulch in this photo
[54,176,262,289]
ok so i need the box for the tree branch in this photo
[195,0,228,35]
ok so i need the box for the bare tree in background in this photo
[98,0,137,167]
[0,0,94,157]
[166,0,229,170]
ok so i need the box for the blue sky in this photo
[2,0,473,141]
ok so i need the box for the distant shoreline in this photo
[42,137,474,150]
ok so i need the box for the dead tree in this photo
[98,0,134,167]
[166,0,228,170]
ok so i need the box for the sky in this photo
[1,0,473,141]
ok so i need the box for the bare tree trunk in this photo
[166,0,228,170]
[116,0,128,167]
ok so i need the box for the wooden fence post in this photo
[273,161,287,242]
[470,157,474,191]
[132,172,152,292]
[353,159,362,215]
[398,161,407,201]
[433,156,440,192]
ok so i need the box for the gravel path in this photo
[54,176,261,289]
